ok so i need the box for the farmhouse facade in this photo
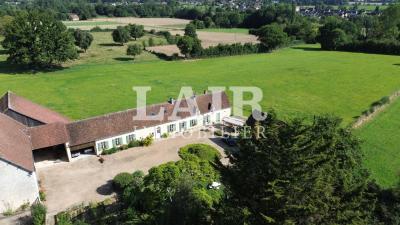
[0,91,231,212]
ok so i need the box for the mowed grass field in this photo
[0,44,399,124]
[356,98,400,187]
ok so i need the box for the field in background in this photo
[64,17,190,31]
[0,44,399,124]
[200,28,249,34]
[63,32,166,66]
[356,98,400,187]
[148,30,258,56]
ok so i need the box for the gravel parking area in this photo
[37,131,228,214]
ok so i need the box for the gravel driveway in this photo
[37,131,228,214]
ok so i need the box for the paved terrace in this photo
[37,130,231,215]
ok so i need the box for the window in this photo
[190,119,197,127]
[203,115,210,125]
[126,134,135,143]
[97,141,108,150]
[168,124,176,132]
[216,112,221,122]
[113,137,122,147]
[180,121,187,131]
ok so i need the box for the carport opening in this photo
[33,144,68,164]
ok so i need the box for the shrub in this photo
[56,212,73,225]
[126,44,143,59]
[161,133,169,138]
[214,130,222,136]
[141,135,154,146]
[148,37,155,47]
[179,144,221,162]
[39,190,46,201]
[113,172,134,191]
[128,140,141,148]
[31,203,47,225]
[120,145,129,150]
[102,147,118,155]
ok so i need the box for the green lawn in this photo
[0,44,399,125]
[200,28,249,34]
[0,44,399,185]
[356,98,400,187]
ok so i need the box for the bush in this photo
[102,147,118,155]
[140,135,154,146]
[39,190,46,201]
[120,145,129,150]
[126,44,143,59]
[199,43,260,58]
[113,172,134,191]
[56,212,73,225]
[214,130,223,136]
[161,133,169,138]
[128,140,141,148]
[178,144,221,162]
[31,203,47,225]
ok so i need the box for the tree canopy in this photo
[1,10,77,68]
[112,26,130,45]
[128,24,145,40]
[72,29,93,52]
[256,23,288,51]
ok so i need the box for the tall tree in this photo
[126,44,143,60]
[184,23,198,38]
[128,24,144,40]
[73,29,93,52]
[256,23,288,51]
[220,112,375,224]
[112,26,130,45]
[2,10,77,68]
[177,36,202,58]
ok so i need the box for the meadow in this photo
[1,34,400,187]
[356,98,400,187]
[0,44,399,124]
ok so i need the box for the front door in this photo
[155,127,161,139]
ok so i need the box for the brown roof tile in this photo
[67,91,230,146]
[0,91,71,124]
[0,113,34,172]
[29,123,69,150]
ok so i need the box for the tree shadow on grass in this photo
[98,43,122,47]
[114,57,133,62]
[291,46,323,51]
[0,61,67,75]
[393,63,400,66]
[0,49,8,55]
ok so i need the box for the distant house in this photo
[0,91,232,213]
[68,13,80,21]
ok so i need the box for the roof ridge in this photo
[69,91,222,124]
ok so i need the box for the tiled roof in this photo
[0,91,71,124]
[29,123,70,150]
[67,91,230,146]
[0,113,34,172]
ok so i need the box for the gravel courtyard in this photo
[37,131,229,214]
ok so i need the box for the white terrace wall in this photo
[95,108,231,154]
[0,159,39,213]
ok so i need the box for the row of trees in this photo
[176,24,289,59]
[111,24,144,45]
[60,113,400,225]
